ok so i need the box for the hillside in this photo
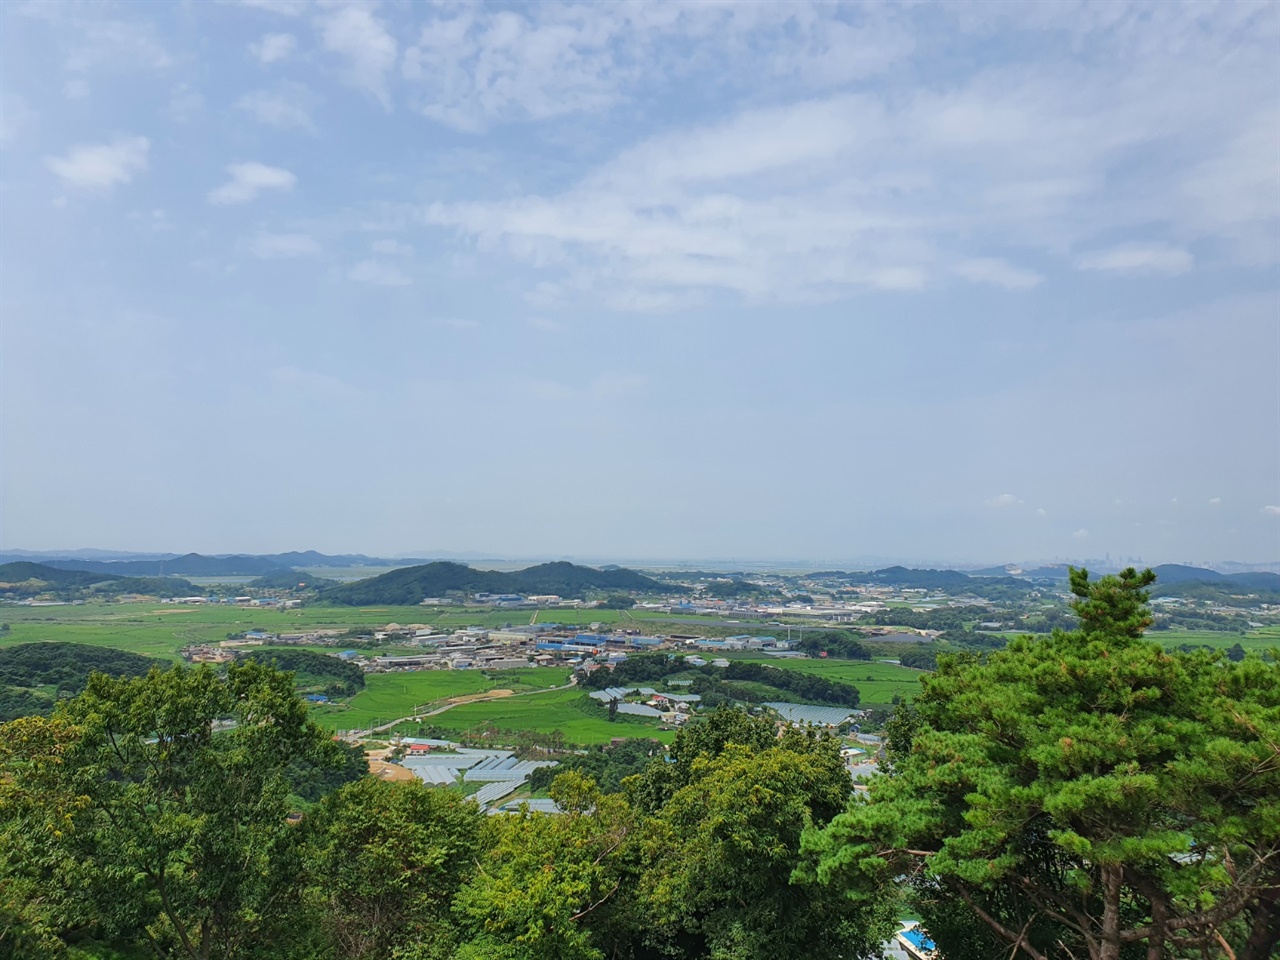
[0,562,197,599]
[43,553,286,577]
[322,560,675,605]
[248,570,339,590]
[0,641,157,721]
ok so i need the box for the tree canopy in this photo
[805,567,1280,960]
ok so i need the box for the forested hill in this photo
[0,641,157,721]
[323,560,676,605]
[1149,564,1280,589]
[0,562,198,600]
[809,566,1035,595]
[41,553,286,577]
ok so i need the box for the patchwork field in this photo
[408,687,676,746]
[310,666,571,731]
[733,657,928,707]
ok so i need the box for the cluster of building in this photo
[161,595,303,608]
[346,624,800,674]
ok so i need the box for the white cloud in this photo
[349,259,411,286]
[954,258,1043,290]
[985,493,1022,507]
[528,317,564,332]
[1072,528,1089,539]
[209,163,296,205]
[46,136,149,189]
[247,232,320,259]
[1263,505,1280,517]
[319,6,397,107]
[417,4,1278,309]
[239,0,307,15]
[63,79,90,100]
[401,4,913,131]
[237,84,316,131]
[1035,508,1047,516]
[250,32,297,64]
[372,238,412,256]
[1209,497,1222,505]
[62,17,172,74]
[441,318,479,329]
[1078,243,1193,276]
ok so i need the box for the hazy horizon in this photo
[3,545,1276,575]
[3,2,1278,565]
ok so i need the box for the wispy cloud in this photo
[46,136,149,189]
[1078,243,1193,276]
[985,493,1022,508]
[209,162,296,205]
[319,5,397,108]
[250,32,296,64]
[348,259,411,286]
[401,4,912,131]
[372,238,412,256]
[955,258,1042,290]
[246,232,320,259]
[237,84,316,132]
[1264,506,1280,517]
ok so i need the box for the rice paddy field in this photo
[400,686,676,746]
[3,602,1275,745]
[736,657,928,707]
[310,666,572,731]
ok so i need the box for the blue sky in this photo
[1,0,1277,566]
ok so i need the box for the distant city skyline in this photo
[2,2,1277,564]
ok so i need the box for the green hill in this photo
[322,560,676,606]
[0,641,158,721]
[0,562,197,599]
[248,570,339,590]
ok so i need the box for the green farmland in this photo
[412,687,676,746]
[735,657,928,707]
[310,666,571,731]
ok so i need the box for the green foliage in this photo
[324,561,676,605]
[0,562,197,601]
[0,661,346,960]
[599,595,637,609]
[0,642,156,721]
[641,737,891,960]
[525,739,662,794]
[453,772,637,960]
[808,567,1280,959]
[242,647,366,696]
[794,630,871,660]
[714,661,859,708]
[286,738,369,804]
[304,777,484,960]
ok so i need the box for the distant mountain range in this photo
[322,561,679,606]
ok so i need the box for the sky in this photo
[1,0,1278,568]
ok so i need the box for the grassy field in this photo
[310,666,571,730]
[1153,627,1280,654]
[415,687,676,746]
[734,657,928,707]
